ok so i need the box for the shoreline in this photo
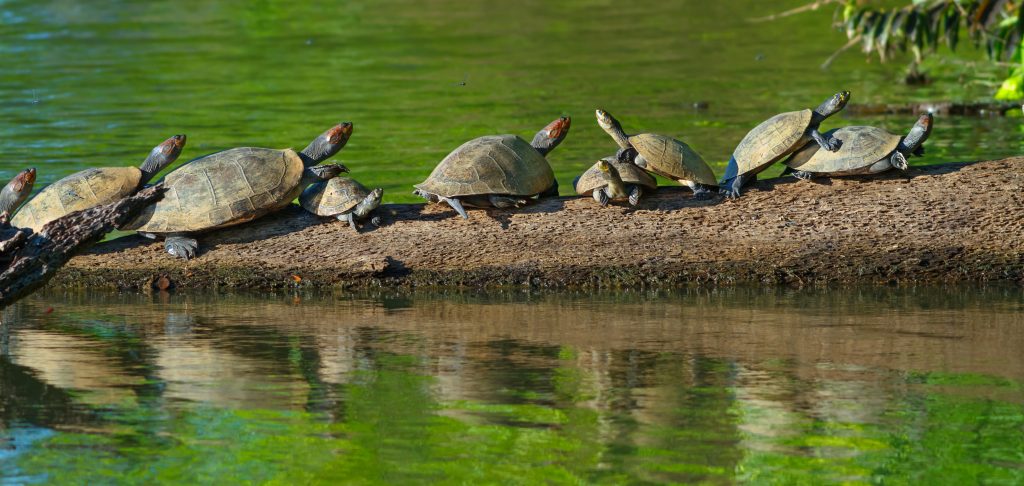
[50,159,1024,291]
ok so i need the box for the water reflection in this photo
[0,288,1021,482]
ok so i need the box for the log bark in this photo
[46,160,1024,290]
[0,185,165,308]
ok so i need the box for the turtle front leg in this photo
[627,185,643,206]
[631,152,649,169]
[681,180,713,200]
[440,197,469,219]
[165,234,198,260]
[791,170,815,181]
[488,195,528,209]
[890,151,909,170]
[616,147,639,165]
[337,213,359,231]
[594,188,611,207]
[809,127,842,151]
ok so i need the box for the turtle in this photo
[0,168,36,219]
[300,177,384,231]
[784,113,933,180]
[594,109,718,198]
[121,123,353,259]
[574,158,657,206]
[720,90,850,198]
[11,135,185,231]
[413,116,569,219]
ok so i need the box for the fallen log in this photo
[48,159,1024,290]
[0,185,165,307]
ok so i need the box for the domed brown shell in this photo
[629,134,717,186]
[414,135,554,197]
[785,126,901,174]
[732,109,813,176]
[124,147,305,233]
[300,177,370,216]
[12,167,142,231]
[574,159,657,195]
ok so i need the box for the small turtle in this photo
[300,177,384,231]
[414,116,569,219]
[11,136,185,231]
[720,90,850,198]
[595,109,717,198]
[0,168,36,219]
[574,158,656,206]
[122,123,352,259]
[785,114,933,180]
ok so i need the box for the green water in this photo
[2,287,1024,484]
[1,0,1021,203]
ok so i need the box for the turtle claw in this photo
[165,236,198,260]
[628,186,643,206]
[791,170,814,181]
[489,195,527,209]
[826,136,842,152]
[891,151,909,170]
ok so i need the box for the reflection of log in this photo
[0,185,164,308]
[845,101,1021,117]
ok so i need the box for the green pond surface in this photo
[1,287,1023,484]
[1,0,1022,203]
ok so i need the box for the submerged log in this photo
[0,185,165,308]
[45,159,1024,290]
[845,101,1022,117]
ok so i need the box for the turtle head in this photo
[301,122,354,165]
[595,109,631,149]
[354,187,384,219]
[413,188,439,203]
[597,159,621,181]
[815,90,851,117]
[910,112,934,142]
[899,113,934,163]
[0,167,36,217]
[595,109,620,132]
[140,134,186,184]
[531,116,571,156]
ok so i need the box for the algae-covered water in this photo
[1,0,1021,203]
[2,287,1024,484]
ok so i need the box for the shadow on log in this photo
[0,184,165,308]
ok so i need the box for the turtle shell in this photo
[300,177,370,217]
[12,166,142,231]
[629,134,717,186]
[574,159,657,195]
[124,147,305,233]
[732,109,813,176]
[414,135,554,197]
[785,126,901,174]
